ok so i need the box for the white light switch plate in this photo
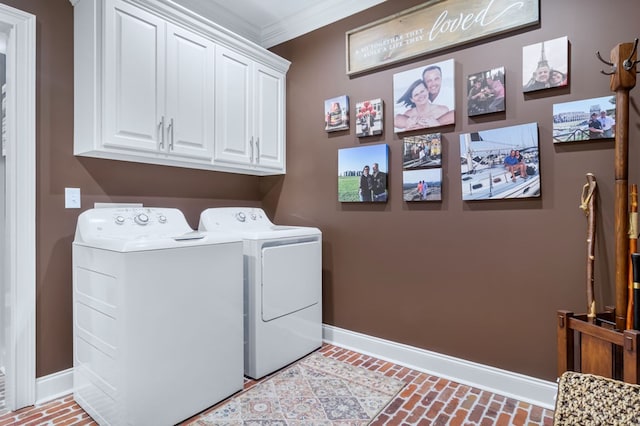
[65,187,81,209]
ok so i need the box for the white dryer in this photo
[199,207,322,379]
[73,207,244,426]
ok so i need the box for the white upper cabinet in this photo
[72,0,289,175]
[214,46,286,173]
[214,46,252,166]
[165,23,215,160]
[104,0,214,160]
[253,63,285,171]
[103,0,166,153]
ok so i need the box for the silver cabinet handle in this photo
[255,137,260,163]
[158,116,165,149]
[250,137,254,163]
[168,118,174,150]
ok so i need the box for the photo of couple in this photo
[522,36,568,93]
[403,168,442,202]
[338,144,389,203]
[467,67,505,116]
[393,59,455,133]
[460,122,540,201]
[552,95,616,143]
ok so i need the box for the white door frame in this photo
[1,3,36,412]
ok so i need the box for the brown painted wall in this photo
[10,0,640,383]
[269,0,640,381]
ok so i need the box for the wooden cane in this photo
[580,173,598,322]
[627,184,638,329]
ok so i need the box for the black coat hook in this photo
[623,38,640,72]
[596,50,616,75]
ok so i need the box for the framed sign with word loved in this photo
[346,0,539,75]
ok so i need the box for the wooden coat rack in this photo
[557,39,640,384]
[602,39,638,329]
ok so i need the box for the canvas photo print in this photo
[459,122,540,201]
[522,36,568,92]
[552,96,616,143]
[355,98,383,137]
[338,144,388,202]
[324,95,349,131]
[403,168,442,202]
[393,59,455,132]
[402,133,442,169]
[467,67,505,116]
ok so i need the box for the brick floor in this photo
[0,344,555,425]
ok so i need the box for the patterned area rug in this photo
[193,352,406,425]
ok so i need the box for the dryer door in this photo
[261,240,321,321]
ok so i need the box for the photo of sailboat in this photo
[459,122,540,200]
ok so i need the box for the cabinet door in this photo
[213,45,253,166]
[254,64,285,172]
[104,0,165,152]
[165,23,215,161]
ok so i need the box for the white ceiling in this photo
[170,0,387,48]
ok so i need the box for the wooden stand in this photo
[557,310,640,383]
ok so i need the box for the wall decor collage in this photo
[331,32,614,203]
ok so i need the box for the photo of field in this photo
[338,144,389,202]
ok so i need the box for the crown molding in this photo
[70,0,385,49]
[171,0,261,44]
[261,0,386,48]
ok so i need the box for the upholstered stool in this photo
[554,371,640,425]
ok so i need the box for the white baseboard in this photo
[33,325,557,410]
[35,368,73,406]
[322,324,557,410]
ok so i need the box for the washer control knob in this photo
[158,215,167,224]
[115,215,126,225]
[134,213,149,225]
[236,212,246,222]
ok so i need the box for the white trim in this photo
[0,3,36,412]
[164,0,261,45]
[35,368,73,406]
[29,327,559,411]
[166,0,387,48]
[323,324,557,410]
[131,0,290,72]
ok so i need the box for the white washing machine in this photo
[199,207,322,379]
[73,207,244,426]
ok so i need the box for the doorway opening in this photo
[1,31,7,414]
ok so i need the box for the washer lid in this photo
[74,207,241,251]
